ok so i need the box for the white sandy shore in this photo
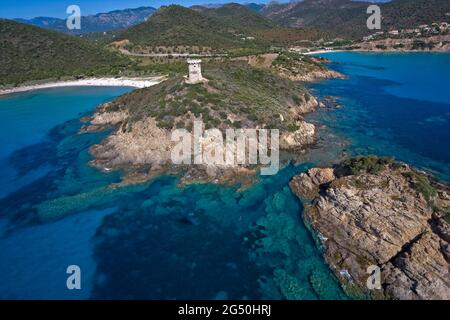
[303,50,345,55]
[303,49,450,55]
[0,76,166,96]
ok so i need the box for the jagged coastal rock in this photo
[280,121,316,150]
[90,117,173,168]
[289,94,319,116]
[290,167,335,199]
[277,68,343,82]
[85,100,317,184]
[289,157,450,299]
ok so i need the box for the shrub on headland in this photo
[335,155,394,176]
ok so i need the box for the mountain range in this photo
[11,0,450,40]
[14,6,156,34]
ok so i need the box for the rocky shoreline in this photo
[289,157,450,299]
[82,92,320,186]
[81,60,331,186]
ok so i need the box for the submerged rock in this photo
[289,156,450,300]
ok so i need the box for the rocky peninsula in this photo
[271,52,343,82]
[289,156,450,299]
[82,57,333,185]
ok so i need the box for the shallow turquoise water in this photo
[309,52,450,181]
[1,52,448,299]
[0,86,131,299]
[0,86,345,299]
[0,87,132,198]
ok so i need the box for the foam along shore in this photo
[0,76,167,96]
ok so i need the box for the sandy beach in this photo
[303,49,344,55]
[0,76,167,96]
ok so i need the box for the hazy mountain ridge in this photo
[13,0,442,41]
[14,6,156,34]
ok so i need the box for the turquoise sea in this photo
[0,52,449,299]
[309,52,450,181]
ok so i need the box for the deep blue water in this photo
[0,53,448,299]
[309,52,450,181]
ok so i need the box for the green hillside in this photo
[0,19,131,86]
[115,4,335,53]
[262,0,450,39]
[97,60,310,132]
[116,5,267,51]
[199,3,276,30]
[382,0,450,30]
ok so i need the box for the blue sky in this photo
[0,0,268,19]
[0,0,391,19]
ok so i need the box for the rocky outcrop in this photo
[287,69,344,82]
[383,231,450,300]
[276,68,343,82]
[268,51,344,83]
[90,117,173,169]
[289,95,319,116]
[280,121,315,150]
[90,110,128,127]
[280,95,318,150]
[85,93,320,182]
[85,112,265,185]
[290,167,335,199]
[289,158,450,299]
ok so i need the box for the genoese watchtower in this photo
[186,59,204,84]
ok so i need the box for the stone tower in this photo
[186,59,203,84]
